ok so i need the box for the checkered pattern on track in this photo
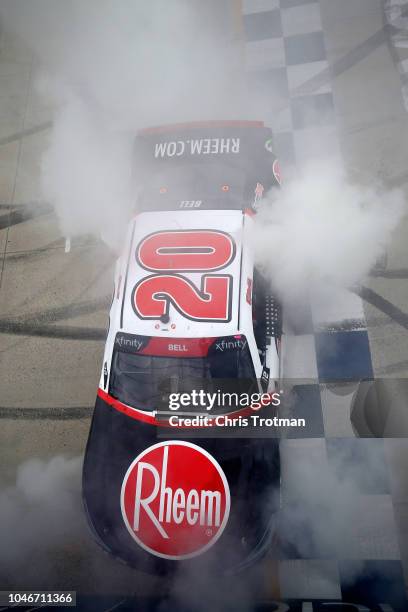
[242,1,406,605]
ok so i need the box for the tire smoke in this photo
[253,161,405,303]
[0,456,84,583]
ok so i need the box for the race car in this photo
[83,120,283,574]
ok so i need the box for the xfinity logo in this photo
[115,335,144,351]
[154,138,240,158]
[214,338,247,352]
[121,441,230,559]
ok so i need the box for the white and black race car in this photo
[83,121,282,574]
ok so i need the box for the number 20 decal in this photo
[132,230,235,322]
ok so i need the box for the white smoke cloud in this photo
[0,0,246,249]
[278,437,400,590]
[253,161,405,303]
[0,454,169,594]
[41,95,134,249]
[1,0,244,125]
[0,456,84,576]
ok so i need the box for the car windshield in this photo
[109,335,257,413]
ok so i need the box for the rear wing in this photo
[133,121,279,210]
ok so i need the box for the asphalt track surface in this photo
[1,0,408,605]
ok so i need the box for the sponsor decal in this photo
[272,159,281,185]
[154,138,240,158]
[260,366,270,392]
[121,441,230,559]
[254,183,264,198]
[213,337,247,352]
[252,182,264,210]
[140,337,215,357]
[264,138,274,153]
[115,333,148,353]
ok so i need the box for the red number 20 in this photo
[132,230,235,322]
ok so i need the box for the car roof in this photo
[119,209,245,338]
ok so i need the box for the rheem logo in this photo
[120,441,230,560]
